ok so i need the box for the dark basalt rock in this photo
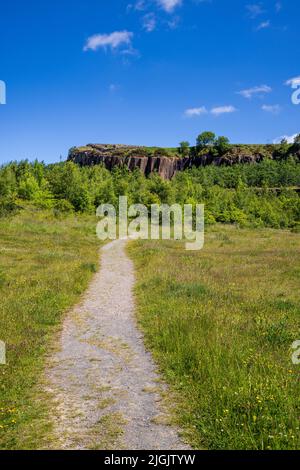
[68,144,190,180]
[67,143,298,180]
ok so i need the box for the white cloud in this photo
[262,104,281,114]
[128,0,182,14]
[135,0,146,10]
[246,4,271,31]
[285,76,300,87]
[273,134,298,144]
[211,105,237,116]
[275,2,282,13]
[156,0,182,13]
[184,105,238,117]
[184,106,208,117]
[256,20,271,30]
[143,13,157,32]
[246,3,264,18]
[237,85,272,99]
[127,1,146,12]
[84,31,133,52]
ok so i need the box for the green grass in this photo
[0,207,100,449]
[1,206,299,450]
[128,226,300,450]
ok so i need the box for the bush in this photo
[0,167,17,198]
[153,148,172,158]
[0,198,19,218]
[18,174,40,200]
[215,136,231,155]
[53,199,74,215]
[69,184,93,212]
[178,141,190,157]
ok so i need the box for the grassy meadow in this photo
[0,207,100,449]
[129,226,300,450]
[0,177,299,449]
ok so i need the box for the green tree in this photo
[18,174,40,200]
[0,166,17,198]
[147,174,175,205]
[294,134,300,146]
[196,132,216,151]
[290,134,300,158]
[68,146,77,158]
[215,136,231,155]
[179,141,190,157]
[275,138,290,161]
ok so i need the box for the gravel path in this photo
[46,239,189,450]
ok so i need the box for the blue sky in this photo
[0,0,299,164]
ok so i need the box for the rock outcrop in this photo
[68,144,189,179]
[67,143,298,180]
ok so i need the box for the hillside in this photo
[68,142,300,180]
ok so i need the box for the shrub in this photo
[69,184,93,212]
[0,198,19,218]
[18,174,40,200]
[153,148,172,158]
[179,141,190,157]
[0,167,17,198]
[54,199,74,214]
[215,136,231,155]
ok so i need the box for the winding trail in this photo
[46,239,189,450]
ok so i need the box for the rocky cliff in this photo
[68,144,189,179]
[67,143,298,180]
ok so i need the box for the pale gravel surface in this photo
[45,238,189,450]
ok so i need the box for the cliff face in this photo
[67,143,293,180]
[68,144,190,179]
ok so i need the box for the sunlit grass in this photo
[0,207,100,449]
[129,226,300,450]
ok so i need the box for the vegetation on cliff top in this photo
[71,132,300,162]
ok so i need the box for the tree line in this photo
[179,132,300,159]
[0,158,299,229]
